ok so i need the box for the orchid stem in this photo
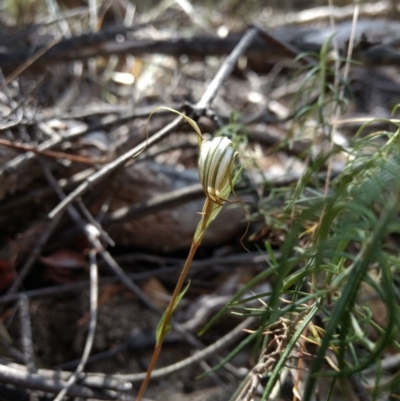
[135,239,200,401]
[134,108,240,400]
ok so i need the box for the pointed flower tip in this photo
[198,136,237,205]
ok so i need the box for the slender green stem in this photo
[135,239,200,401]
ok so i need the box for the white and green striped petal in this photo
[198,136,237,205]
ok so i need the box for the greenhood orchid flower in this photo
[136,107,245,401]
[198,136,237,206]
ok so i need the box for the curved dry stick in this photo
[118,316,256,383]
[18,295,36,374]
[0,364,116,399]
[8,316,256,387]
[53,249,98,401]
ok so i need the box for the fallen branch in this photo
[0,364,118,400]
[2,19,400,76]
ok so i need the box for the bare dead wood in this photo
[2,19,400,76]
[7,316,257,386]
[0,34,284,76]
[53,249,98,401]
[0,364,118,399]
[18,295,36,374]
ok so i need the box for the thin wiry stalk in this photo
[135,240,200,401]
[53,249,98,401]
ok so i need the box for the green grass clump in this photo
[204,42,400,401]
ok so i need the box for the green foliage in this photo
[204,39,400,401]
[156,281,190,344]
